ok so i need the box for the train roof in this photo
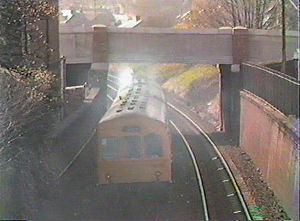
[99,81,167,125]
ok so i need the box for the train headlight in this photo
[105,173,112,183]
[154,171,162,181]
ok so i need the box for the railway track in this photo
[170,120,209,221]
[106,75,252,220]
[168,103,251,220]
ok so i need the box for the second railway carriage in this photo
[97,81,172,184]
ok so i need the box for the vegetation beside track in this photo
[0,67,60,218]
[130,63,221,129]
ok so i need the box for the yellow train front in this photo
[97,82,172,184]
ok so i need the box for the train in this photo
[97,81,172,184]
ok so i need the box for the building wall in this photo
[240,90,299,220]
[60,0,95,9]
[126,0,192,27]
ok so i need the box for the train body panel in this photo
[97,81,172,184]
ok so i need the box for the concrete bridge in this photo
[60,27,298,64]
[59,27,299,219]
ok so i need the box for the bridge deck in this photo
[59,28,298,65]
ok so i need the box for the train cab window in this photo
[101,138,122,160]
[144,134,163,158]
[122,126,141,133]
[124,136,142,159]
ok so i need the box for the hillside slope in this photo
[130,63,221,129]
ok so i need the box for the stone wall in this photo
[240,90,299,220]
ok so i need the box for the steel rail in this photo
[170,120,210,221]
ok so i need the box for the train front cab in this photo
[97,117,172,184]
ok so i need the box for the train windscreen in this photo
[101,135,163,160]
[144,134,163,158]
[102,138,122,160]
[124,136,142,159]
[101,136,142,159]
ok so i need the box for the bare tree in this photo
[0,1,60,217]
[0,0,58,69]
[0,66,60,218]
[281,0,286,73]
[177,0,297,30]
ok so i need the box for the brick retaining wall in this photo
[240,90,299,220]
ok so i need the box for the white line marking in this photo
[108,74,120,80]
[233,210,242,214]
[107,94,114,101]
[217,167,224,171]
[222,179,230,183]
[107,84,118,91]
[107,78,119,86]
[212,157,218,160]
[170,120,209,221]
[227,193,235,197]
[168,102,252,220]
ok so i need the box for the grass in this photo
[163,65,219,93]
[130,63,190,82]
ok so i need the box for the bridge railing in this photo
[59,32,93,64]
[246,30,298,64]
[242,62,299,117]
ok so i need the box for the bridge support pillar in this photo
[89,63,109,111]
[219,64,242,145]
[92,25,109,111]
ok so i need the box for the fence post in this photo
[60,56,66,120]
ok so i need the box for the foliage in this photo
[0,66,60,217]
[0,1,60,151]
[163,65,219,94]
[162,64,221,128]
[156,64,191,80]
[0,67,59,159]
[0,0,58,69]
[176,0,297,30]
[130,63,190,83]
[0,1,60,217]
[0,0,60,154]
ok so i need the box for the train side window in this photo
[101,138,122,160]
[144,134,163,158]
[124,136,142,159]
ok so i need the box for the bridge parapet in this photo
[60,27,298,65]
[247,29,298,64]
[59,32,93,64]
